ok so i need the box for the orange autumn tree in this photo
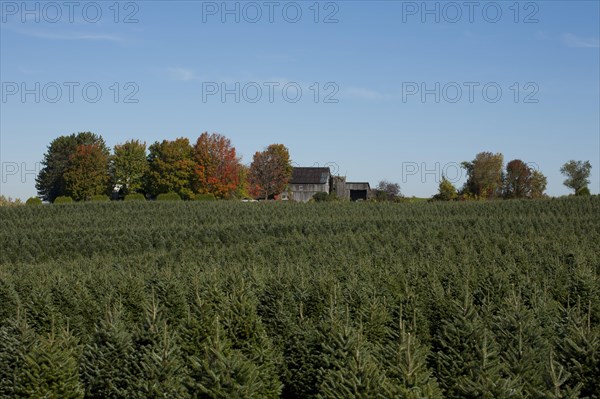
[192,132,241,199]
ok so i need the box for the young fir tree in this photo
[382,313,443,399]
[543,351,583,399]
[555,304,599,398]
[317,323,390,398]
[0,316,35,398]
[492,290,551,398]
[315,301,390,399]
[433,293,517,399]
[280,318,323,399]
[128,295,187,399]
[218,276,283,398]
[16,326,84,399]
[79,304,135,398]
[0,278,20,324]
[187,318,265,398]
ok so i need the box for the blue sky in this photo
[1,0,599,199]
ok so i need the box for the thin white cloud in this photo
[562,33,600,48]
[10,27,122,42]
[343,87,392,101]
[167,67,197,81]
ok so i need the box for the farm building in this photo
[285,167,371,202]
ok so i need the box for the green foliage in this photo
[433,176,458,201]
[80,305,134,398]
[433,295,518,398]
[36,132,109,202]
[112,139,148,197]
[312,192,336,202]
[16,327,84,398]
[561,160,592,194]
[156,192,182,201]
[124,193,146,202]
[90,195,110,202]
[317,320,389,398]
[187,321,267,398]
[26,197,43,206]
[64,143,111,201]
[373,180,402,202]
[53,196,73,204]
[383,316,443,398]
[576,186,591,196]
[461,152,504,198]
[194,193,217,201]
[145,138,195,199]
[530,170,548,199]
[0,197,599,397]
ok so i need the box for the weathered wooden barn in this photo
[286,167,331,203]
[286,167,371,202]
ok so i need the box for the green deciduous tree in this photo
[504,159,532,199]
[373,180,402,202]
[145,138,195,199]
[530,170,548,199]
[461,152,504,198]
[560,160,592,195]
[63,143,110,201]
[112,140,148,197]
[433,176,458,201]
[36,132,108,202]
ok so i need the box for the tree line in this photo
[432,152,592,201]
[35,132,292,203]
[34,132,593,203]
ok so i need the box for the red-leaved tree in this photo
[248,144,292,200]
[192,132,241,199]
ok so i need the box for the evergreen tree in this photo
[80,305,134,398]
[128,296,187,398]
[317,323,389,398]
[280,320,322,398]
[383,315,443,398]
[433,294,517,399]
[16,327,84,399]
[555,304,599,398]
[218,277,283,398]
[0,316,35,398]
[543,351,583,399]
[316,303,390,399]
[187,319,265,398]
[493,291,550,398]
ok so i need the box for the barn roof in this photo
[290,167,331,184]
